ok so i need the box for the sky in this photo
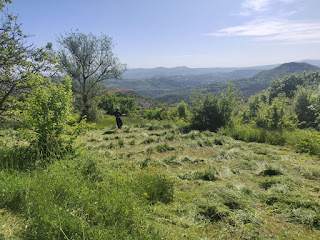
[7,0,320,68]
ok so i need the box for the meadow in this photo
[1,116,320,239]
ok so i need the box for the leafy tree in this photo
[18,75,87,157]
[57,31,126,120]
[177,101,188,119]
[98,93,136,115]
[269,72,320,100]
[190,84,239,131]
[252,94,297,130]
[0,10,60,119]
[293,87,317,128]
[144,104,168,120]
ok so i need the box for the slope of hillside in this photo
[155,62,320,103]
[233,62,320,97]
[3,121,320,239]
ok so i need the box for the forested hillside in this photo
[155,62,320,104]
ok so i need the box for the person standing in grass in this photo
[115,107,125,129]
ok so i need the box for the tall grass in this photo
[0,149,173,239]
[220,124,287,145]
[221,123,320,156]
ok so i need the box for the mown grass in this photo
[1,119,320,239]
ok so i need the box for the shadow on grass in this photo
[103,130,116,135]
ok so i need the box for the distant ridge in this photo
[122,60,320,80]
[122,65,277,79]
[154,62,320,104]
[251,62,320,83]
[234,62,320,97]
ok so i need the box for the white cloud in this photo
[207,18,320,43]
[241,0,271,12]
[239,0,297,16]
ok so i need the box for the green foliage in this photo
[0,159,161,239]
[17,75,88,157]
[293,87,317,128]
[133,166,174,204]
[190,84,239,131]
[242,93,297,131]
[177,101,188,119]
[294,131,320,156]
[98,92,136,115]
[0,12,61,119]
[144,104,168,120]
[269,71,320,100]
[58,31,126,120]
[220,124,287,145]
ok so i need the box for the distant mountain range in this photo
[122,59,320,79]
[105,60,320,104]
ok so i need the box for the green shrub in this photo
[295,131,320,155]
[17,75,88,158]
[133,166,174,204]
[190,84,239,132]
[98,93,136,115]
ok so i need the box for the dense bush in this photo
[144,104,169,120]
[98,93,136,115]
[269,71,320,100]
[17,75,88,157]
[293,87,317,128]
[190,84,239,131]
[242,93,297,131]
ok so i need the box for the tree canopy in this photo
[0,6,60,119]
[58,31,126,120]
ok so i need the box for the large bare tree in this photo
[57,31,126,120]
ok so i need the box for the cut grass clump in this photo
[155,143,175,153]
[180,166,218,181]
[198,203,229,222]
[163,155,181,166]
[259,179,280,190]
[141,137,157,144]
[195,166,218,181]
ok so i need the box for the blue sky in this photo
[8,0,320,68]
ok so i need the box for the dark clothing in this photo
[115,110,123,128]
[116,117,123,129]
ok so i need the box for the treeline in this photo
[144,71,320,155]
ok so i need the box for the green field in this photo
[1,118,320,239]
